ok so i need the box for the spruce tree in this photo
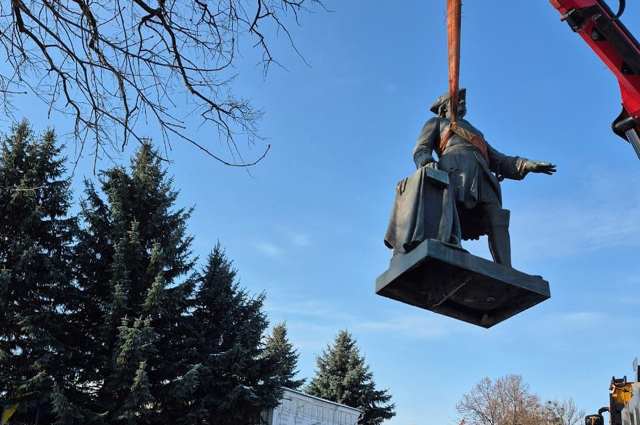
[0,121,79,422]
[263,321,305,390]
[306,330,396,425]
[74,144,195,423]
[183,244,282,425]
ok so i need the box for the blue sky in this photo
[5,1,640,424]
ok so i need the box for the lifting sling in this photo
[447,0,462,124]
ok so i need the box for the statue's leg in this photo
[482,205,511,267]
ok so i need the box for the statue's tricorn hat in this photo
[430,88,466,114]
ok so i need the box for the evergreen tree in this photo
[263,321,305,390]
[306,330,395,425]
[74,144,196,423]
[182,244,282,425]
[0,121,79,422]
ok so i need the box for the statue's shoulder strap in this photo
[438,121,491,166]
[436,119,453,159]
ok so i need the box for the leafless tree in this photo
[1,0,322,166]
[456,374,544,425]
[544,397,585,425]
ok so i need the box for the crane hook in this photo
[615,0,626,18]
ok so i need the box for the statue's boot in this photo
[487,209,511,268]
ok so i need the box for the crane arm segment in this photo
[551,0,640,156]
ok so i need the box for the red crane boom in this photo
[550,0,640,158]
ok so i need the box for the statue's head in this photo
[430,88,466,118]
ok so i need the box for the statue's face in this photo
[458,100,467,118]
[442,99,467,119]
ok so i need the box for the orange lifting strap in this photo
[440,0,492,165]
[447,0,462,124]
[441,0,493,164]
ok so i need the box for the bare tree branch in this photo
[0,0,323,166]
[544,397,585,425]
[456,375,544,425]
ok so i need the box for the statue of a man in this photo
[413,89,556,267]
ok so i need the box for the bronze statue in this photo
[378,88,554,326]
[411,89,556,267]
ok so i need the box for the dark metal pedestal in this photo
[376,239,550,328]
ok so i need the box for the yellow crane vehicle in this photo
[586,359,640,425]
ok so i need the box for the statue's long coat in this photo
[413,117,528,240]
[385,116,532,252]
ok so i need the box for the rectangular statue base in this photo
[375,239,551,328]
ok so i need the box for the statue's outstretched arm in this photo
[488,142,556,179]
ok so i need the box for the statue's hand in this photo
[419,157,437,168]
[524,160,556,175]
[424,160,439,170]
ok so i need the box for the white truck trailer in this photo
[261,387,363,425]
